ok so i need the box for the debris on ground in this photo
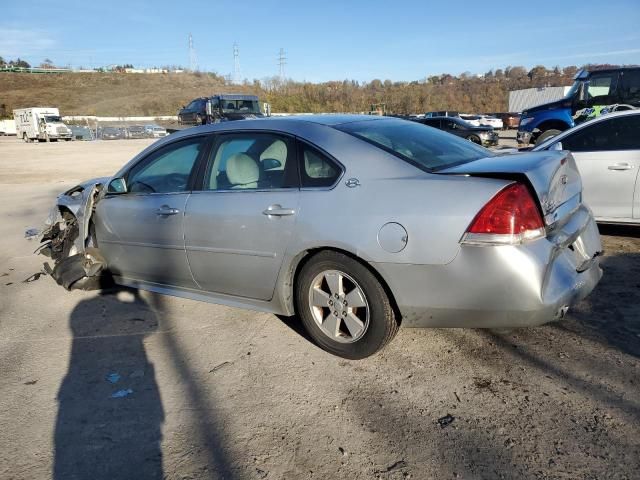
[22,271,45,283]
[375,460,408,475]
[438,414,455,428]
[24,228,40,239]
[454,391,461,402]
[209,361,232,373]
[111,389,133,398]
[23,380,38,385]
[105,373,121,384]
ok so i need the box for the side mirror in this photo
[550,141,563,151]
[262,158,282,170]
[205,100,212,116]
[107,177,127,193]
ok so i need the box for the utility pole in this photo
[233,42,241,84]
[189,33,198,72]
[278,48,286,80]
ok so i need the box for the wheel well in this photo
[535,120,570,133]
[290,247,402,324]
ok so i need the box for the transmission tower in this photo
[189,33,198,71]
[233,42,241,84]
[278,48,286,80]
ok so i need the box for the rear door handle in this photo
[156,205,180,216]
[262,204,296,217]
[608,163,633,171]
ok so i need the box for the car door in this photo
[442,119,464,138]
[184,132,300,300]
[94,135,207,286]
[557,114,640,220]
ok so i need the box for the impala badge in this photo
[345,178,360,188]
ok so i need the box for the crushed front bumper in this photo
[372,205,603,328]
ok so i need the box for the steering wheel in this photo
[165,173,187,191]
[129,180,155,193]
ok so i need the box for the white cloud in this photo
[0,27,56,57]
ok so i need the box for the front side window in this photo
[204,133,296,190]
[337,118,490,172]
[561,115,640,152]
[126,137,204,193]
[587,73,618,104]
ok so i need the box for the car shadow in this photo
[53,287,165,479]
[555,249,640,358]
[598,223,640,239]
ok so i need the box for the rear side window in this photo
[337,118,490,171]
[299,143,342,188]
[562,115,640,151]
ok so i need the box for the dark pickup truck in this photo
[178,94,265,125]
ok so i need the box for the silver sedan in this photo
[39,115,603,359]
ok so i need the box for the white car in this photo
[144,125,168,138]
[459,114,482,126]
[533,110,640,224]
[478,115,503,130]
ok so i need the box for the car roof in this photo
[533,109,640,150]
[266,114,387,126]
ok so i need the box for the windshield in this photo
[337,118,491,172]
[44,115,62,123]
[221,99,260,113]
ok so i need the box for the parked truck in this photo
[177,94,265,125]
[14,107,73,142]
[517,67,640,146]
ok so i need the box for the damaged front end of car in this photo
[34,178,111,290]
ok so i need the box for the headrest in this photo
[226,153,259,188]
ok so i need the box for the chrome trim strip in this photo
[185,245,276,258]
[99,239,185,250]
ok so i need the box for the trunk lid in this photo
[438,150,582,226]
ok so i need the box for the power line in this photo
[278,48,286,80]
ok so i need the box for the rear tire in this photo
[295,251,399,359]
[536,129,562,144]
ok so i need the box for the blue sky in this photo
[2,0,639,82]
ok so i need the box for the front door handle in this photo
[156,205,180,216]
[262,204,296,217]
[608,163,633,171]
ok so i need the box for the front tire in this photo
[295,251,399,359]
[536,129,562,144]
[467,134,481,144]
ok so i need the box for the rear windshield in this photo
[336,118,491,171]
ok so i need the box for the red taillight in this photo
[463,183,545,245]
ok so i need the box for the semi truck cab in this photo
[517,67,640,147]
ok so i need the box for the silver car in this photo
[39,115,603,359]
[533,110,640,224]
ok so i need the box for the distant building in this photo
[508,86,572,112]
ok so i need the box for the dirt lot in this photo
[0,136,638,480]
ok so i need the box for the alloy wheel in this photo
[308,269,370,343]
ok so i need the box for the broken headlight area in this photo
[34,188,109,291]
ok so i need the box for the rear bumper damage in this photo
[372,205,603,328]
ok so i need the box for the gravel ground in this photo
[0,136,638,480]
